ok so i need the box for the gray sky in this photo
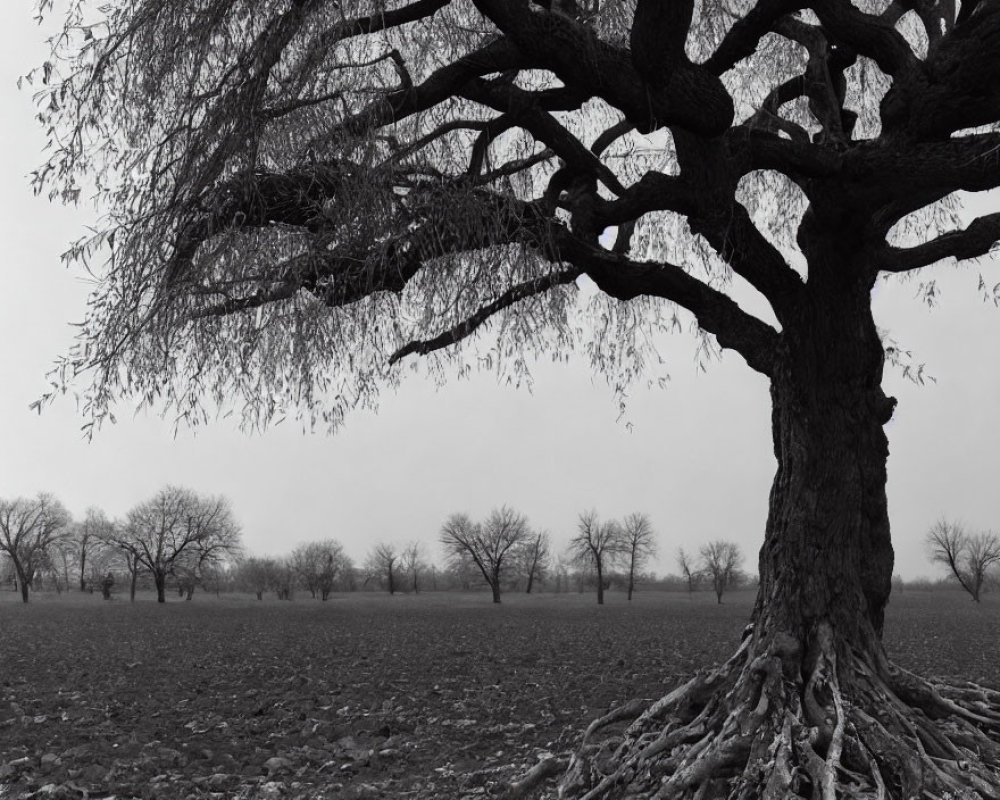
[1,7,999,580]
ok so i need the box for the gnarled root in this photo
[548,622,1000,800]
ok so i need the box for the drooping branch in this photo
[880,212,1000,271]
[388,266,582,364]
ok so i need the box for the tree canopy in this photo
[31,0,1000,432]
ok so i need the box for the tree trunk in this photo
[17,565,29,604]
[490,573,502,604]
[79,550,87,592]
[525,568,535,594]
[627,562,634,602]
[556,282,1000,798]
[155,573,166,603]
[130,571,137,602]
[595,561,604,605]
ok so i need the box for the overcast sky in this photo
[2,7,999,581]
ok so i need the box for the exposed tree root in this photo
[523,622,1000,800]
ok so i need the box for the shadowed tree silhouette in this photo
[926,519,1000,602]
[29,0,1000,794]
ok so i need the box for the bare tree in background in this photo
[237,556,276,600]
[0,494,72,603]
[676,548,699,598]
[110,486,242,603]
[73,508,115,592]
[700,540,744,604]
[440,507,528,603]
[366,543,400,595]
[519,531,551,594]
[926,519,1000,603]
[32,0,1000,792]
[568,511,621,605]
[401,541,425,593]
[620,513,656,602]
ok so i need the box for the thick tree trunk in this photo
[555,282,1000,798]
[490,576,502,604]
[155,573,166,603]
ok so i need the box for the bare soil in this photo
[0,589,997,799]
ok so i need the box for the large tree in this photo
[30,0,1000,795]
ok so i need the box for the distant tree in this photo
[676,548,700,598]
[568,511,621,605]
[440,507,529,604]
[73,508,115,592]
[700,541,744,604]
[237,556,276,600]
[926,519,1000,603]
[400,541,426,593]
[517,531,552,594]
[291,540,350,599]
[366,543,400,595]
[0,494,73,603]
[620,513,656,602]
[271,557,296,601]
[112,486,242,603]
[315,540,351,600]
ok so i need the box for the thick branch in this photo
[630,0,694,83]
[461,79,625,195]
[881,0,1000,139]
[880,212,1000,272]
[552,234,780,376]
[704,0,804,75]
[471,0,733,135]
[809,0,920,78]
[848,133,1000,228]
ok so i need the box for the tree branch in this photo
[388,266,582,364]
[471,0,733,135]
[808,0,920,78]
[552,233,780,376]
[704,0,804,75]
[880,212,1000,272]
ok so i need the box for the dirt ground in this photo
[1,589,997,799]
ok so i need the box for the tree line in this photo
[7,494,992,606]
[0,491,754,605]
[0,487,241,603]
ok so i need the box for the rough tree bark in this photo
[556,242,1000,800]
